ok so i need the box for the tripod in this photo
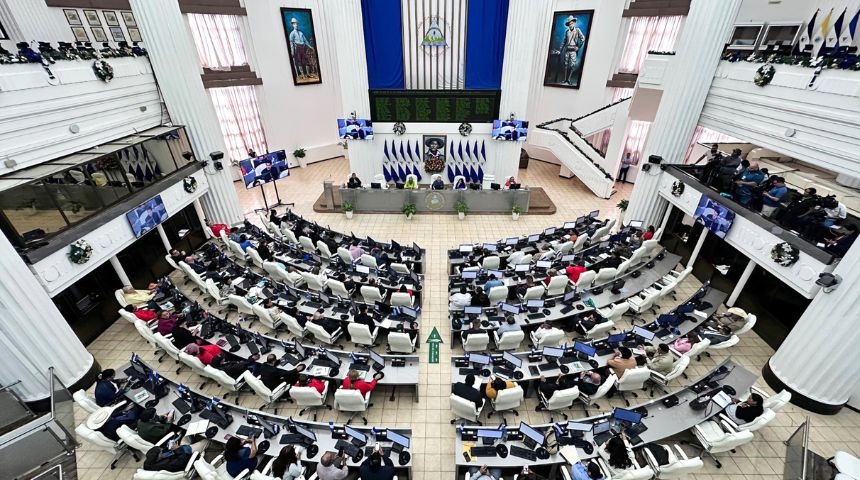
[254,178,294,214]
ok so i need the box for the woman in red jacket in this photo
[342,370,384,398]
[184,343,222,365]
[642,225,656,240]
[294,374,326,394]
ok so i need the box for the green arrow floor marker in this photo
[426,326,443,364]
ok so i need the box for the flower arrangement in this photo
[68,239,93,264]
[671,181,685,197]
[723,51,860,71]
[393,122,406,136]
[770,242,800,267]
[92,59,114,82]
[424,158,445,174]
[183,176,198,193]
[754,64,775,87]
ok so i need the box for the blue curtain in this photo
[464,0,510,90]
[361,0,405,89]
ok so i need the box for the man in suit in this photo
[452,373,482,409]
[259,354,305,390]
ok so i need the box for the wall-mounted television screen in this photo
[126,194,168,238]
[337,118,374,140]
[492,119,529,142]
[694,197,736,239]
[239,150,290,189]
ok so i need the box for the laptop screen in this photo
[462,271,478,280]
[542,347,564,358]
[515,264,530,272]
[629,220,643,229]
[527,235,540,243]
[502,351,523,368]
[369,350,385,366]
[387,430,410,448]
[355,265,371,274]
[483,243,498,251]
[589,210,599,218]
[536,260,552,269]
[607,332,627,344]
[500,303,520,314]
[295,424,317,442]
[459,244,473,253]
[505,237,519,246]
[477,429,504,439]
[563,222,577,229]
[573,341,596,357]
[544,228,556,236]
[567,422,592,432]
[345,426,367,443]
[526,299,545,308]
[464,306,483,315]
[518,422,544,445]
[592,421,611,435]
[632,326,656,341]
[468,353,491,365]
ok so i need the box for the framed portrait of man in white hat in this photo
[280,8,322,85]
[544,10,594,89]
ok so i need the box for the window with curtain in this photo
[187,13,248,68]
[209,86,268,162]
[683,126,744,163]
[622,120,652,164]
[618,16,683,74]
[612,87,634,103]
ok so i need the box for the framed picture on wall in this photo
[128,27,142,43]
[71,26,89,42]
[64,9,83,26]
[109,26,125,42]
[279,8,322,85]
[422,135,447,174]
[543,10,594,89]
[83,10,100,26]
[103,11,120,26]
[121,11,136,27]
[91,27,108,43]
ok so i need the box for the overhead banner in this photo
[369,89,501,123]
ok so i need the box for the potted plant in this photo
[293,147,307,167]
[511,205,522,221]
[342,200,354,219]
[454,200,469,220]
[402,202,417,220]
[617,199,629,212]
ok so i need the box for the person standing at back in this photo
[618,153,633,183]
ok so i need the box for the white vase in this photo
[512,212,520,221]
[345,211,353,219]
[406,213,414,220]
[458,212,465,220]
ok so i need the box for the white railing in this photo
[531,120,614,198]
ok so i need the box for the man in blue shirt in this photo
[761,176,788,217]
[238,234,253,252]
[571,461,605,479]
[482,274,504,294]
[733,162,765,206]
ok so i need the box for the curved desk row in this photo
[452,357,756,478]
[340,186,531,213]
[120,358,414,473]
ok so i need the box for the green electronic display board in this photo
[369,90,501,123]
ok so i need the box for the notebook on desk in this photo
[559,445,581,464]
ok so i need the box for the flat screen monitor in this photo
[400,306,418,318]
[337,118,374,140]
[500,303,519,314]
[325,351,341,366]
[459,244,473,253]
[502,351,523,368]
[567,422,592,432]
[561,254,576,263]
[491,119,529,142]
[563,221,577,229]
[518,422,544,445]
[527,234,540,243]
[536,260,552,269]
[628,220,644,229]
[355,265,371,274]
[632,326,656,341]
[592,421,611,435]
[505,237,519,246]
[542,346,564,358]
[606,332,627,344]
[294,339,306,358]
[694,197,736,239]
[544,227,556,236]
[612,408,643,424]
[126,194,168,238]
[526,299,545,308]
[369,350,385,366]
[563,290,577,302]
[573,341,596,357]
[468,353,491,365]
[575,216,587,225]
[345,425,367,443]
[319,292,331,305]
[588,210,599,218]
[240,151,290,189]
[461,271,478,280]
[386,430,410,448]
[483,243,498,251]
[295,424,317,442]
[410,272,421,285]
[477,429,504,439]
[413,242,421,253]
[598,241,610,250]
[488,270,504,279]
[515,264,530,272]
[464,306,483,315]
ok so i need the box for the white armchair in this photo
[246,247,264,269]
[316,240,333,260]
[592,267,618,286]
[298,236,316,253]
[348,322,379,347]
[327,279,352,298]
[574,271,596,290]
[720,408,777,433]
[203,365,245,398]
[242,371,288,413]
[306,321,343,345]
[337,247,354,265]
[462,332,490,352]
[334,388,373,425]
[195,453,252,480]
[579,374,617,415]
[291,380,332,421]
[542,275,570,297]
[391,292,414,307]
[584,320,614,340]
[537,386,580,421]
[76,423,131,469]
[615,367,652,406]
[73,389,100,414]
[488,384,523,422]
[493,330,525,351]
[691,418,754,468]
[642,444,704,479]
[360,286,384,304]
[649,355,689,395]
[450,393,483,425]
[387,331,417,353]
[482,256,501,270]
[530,327,564,348]
[596,302,630,323]
[227,294,255,319]
[116,424,156,456]
[488,286,509,304]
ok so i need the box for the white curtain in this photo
[683,126,744,163]
[612,87,634,103]
[623,121,652,164]
[618,16,684,74]
[209,86,268,162]
[187,13,249,68]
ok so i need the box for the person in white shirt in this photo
[449,286,472,310]
[823,200,848,228]
[531,322,559,342]
[496,315,522,335]
[285,266,305,287]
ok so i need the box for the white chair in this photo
[673,338,711,364]
[616,258,635,276]
[584,320,615,340]
[579,374,617,415]
[298,236,316,253]
[390,263,411,275]
[627,288,659,315]
[300,272,327,292]
[348,322,378,347]
[229,241,248,262]
[557,241,574,254]
[493,330,525,351]
[360,286,384,304]
[832,451,860,480]
[75,424,131,469]
[510,253,533,266]
[73,390,100,414]
[114,289,128,307]
[327,279,352,298]
[520,285,546,301]
[752,387,791,412]
[450,393,483,425]
[316,240,332,260]
[530,327,564,348]
[507,251,525,266]
[133,449,198,480]
[134,320,161,353]
[307,321,342,345]
[643,444,704,479]
[572,234,589,252]
[116,424,157,456]
[194,453,251,480]
[615,367,652,406]
[734,313,757,336]
[721,407,777,433]
[373,174,389,189]
[153,333,182,373]
[592,267,618,286]
[164,254,180,271]
[574,270,596,290]
[642,239,661,260]
[706,335,739,352]
[387,331,416,353]
[282,228,299,245]
[591,225,611,242]
[291,380,332,421]
[691,418,755,468]
[488,285,509,304]
[227,294,256,319]
[119,308,141,324]
[482,256,501,270]
[205,279,229,312]
[649,355,689,395]
[337,247,354,265]
[462,332,490,352]
[203,365,245,398]
[242,371,288,413]
[360,254,380,269]
[453,175,466,188]
[596,302,630,324]
[178,351,209,386]
[284,314,308,341]
[391,292,415,307]
[335,388,373,425]
[598,440,655,480]
[542,275,570,296]
[246,247,264,269]
[537,386,580,421]
[252,303,282,335]
[488,384,523,422]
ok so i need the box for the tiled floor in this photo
[77,157,860,479]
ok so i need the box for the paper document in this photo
[712,391,732,409]
[185,420,209,436]
[559,445,581,464]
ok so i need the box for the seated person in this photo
[709,307,747,331]
[598,435,635,473]
[569,312,599,336]
[461,319,485,341]
[672,333,700,354]
[137,407,174,443]
[238,234,253,252]
[170,324,198,349]
[469,465,503,480]
[342,369,382,398]
[452,373,482,409]
[211,354,258,379]
[565,263,587,283]
[602,252,623,269]
[347,173,362,189]
[295,374,326,394]
[471,287,490,307]
[431,176,445,190]
[156,310,179,335]
[515,276,536,298]
[454,178,467,190]
[169,248,186,264]
[700,325,734,345]
[482,274,504,294]
[271,445,304,480]
[121,285,154,307]
[496,315,521,336]
[334,272,356,292]
[269,209,281,226]
[644,343,674,375]
[825,223,858,257]
[184,256,206,274]
[571,460,605,480]
[349,241,365,260]
[531,322,560,343]
[360,448,397,480]
[183,343,222,365]
[725,393,764,424]
[256,242,273,262]
[90,403,140,441]
[207,220,230,238]
[504,176,517,189]
[607,347,636,379]
[483,376,514,400]
[449,286,472,310]
[310,308,340,335]
[537,374,578,398]
[94,369,127,407]
[260,355,305,390]
[574,371,602,396]
[642,225,656,240]
[404,176,418,189]
[353,304,375,330]
[397,284,414,299]
[285,266,305,286]
[224,436,258,478]
[125,304,156,322]
[316,451,348,480]
[143,437,194,473]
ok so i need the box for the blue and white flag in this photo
[845,8,860,47]
[480,141,486,163]
[828,8,847,47]
[799,9,820,52]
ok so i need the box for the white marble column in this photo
[193,199,210,238]
[625,0,742,227]
[129,0,243,225]
[726,259,755,307]
[0,233,94,401]
[656,204,673,241]
[687,227,708,270]
[0,0,70,42]
[156,225,172,252]
[109,255,132,287]
[767,243,860,413]
[495,0,552,182]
